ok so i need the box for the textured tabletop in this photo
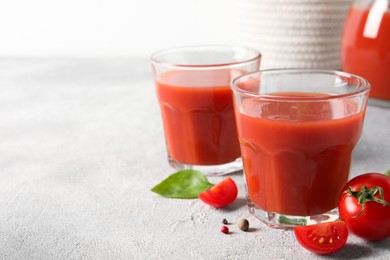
[0,59,389,259]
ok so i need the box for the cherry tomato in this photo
[338,173,390,241]
[293,221,349,255]
[199,177,238,208]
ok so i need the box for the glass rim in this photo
[231,69,371,101]
[150,44,261,69]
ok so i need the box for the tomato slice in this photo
[198,177,238,208]
[293,221,349,255]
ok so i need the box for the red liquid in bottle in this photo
[342,6,390,100]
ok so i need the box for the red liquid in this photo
[236,94,365,216]
[155,70,242,165]
[342,7,390,100]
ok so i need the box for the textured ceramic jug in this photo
[234,0,352,69]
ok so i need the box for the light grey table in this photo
[0,59,389,259]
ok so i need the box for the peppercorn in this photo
[221,225,229,234]
[237,218,249,231]
[222,218,228,225]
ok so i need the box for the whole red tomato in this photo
[338,173,390,241]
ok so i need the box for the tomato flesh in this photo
[338,173,390,241]
[293,221,349,255]
[199,177,238,208]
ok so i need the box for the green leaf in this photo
[384,169,390,177]
[151,169,214,199]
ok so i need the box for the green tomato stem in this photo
[347,186,390,218]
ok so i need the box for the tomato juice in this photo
[236,93,365,216]
[342,7,390,100]
[155,70,242,166]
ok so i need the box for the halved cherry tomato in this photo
[338,173,390,241]
[199,177,238,208]
[293,221,349,255]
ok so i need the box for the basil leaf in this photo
[151,169,213,199]
[385,169,390,177]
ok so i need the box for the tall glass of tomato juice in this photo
[151,46,261,175]
[231,70,370,228]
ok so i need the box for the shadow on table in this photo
[220,197,247,212]
[324,238,390,259]
[325,243,373,259]
[367,238,390,249]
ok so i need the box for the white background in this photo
[0,0,235,58]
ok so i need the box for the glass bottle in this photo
[342,0,390,103]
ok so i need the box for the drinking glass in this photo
[231,69,370,228]
[151,45,261,175]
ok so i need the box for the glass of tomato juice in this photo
[151,45,261,175]
[231,69,370,228]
